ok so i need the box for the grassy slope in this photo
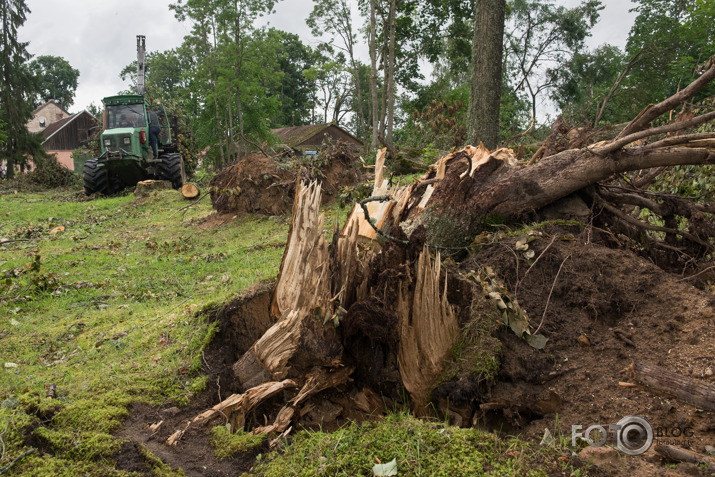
[0,189,287,475]
[0,188,575,477]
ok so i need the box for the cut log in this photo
[181,182,200,199]
[628,361,715,412]
[134,180,171,197]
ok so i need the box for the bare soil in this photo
[113,224,714,476]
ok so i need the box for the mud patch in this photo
[114,284,276,476]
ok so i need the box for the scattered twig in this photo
[170,192,210,218]
[613,329,636,348]
[515,235,556,297]
[201,350,211,370]
[0,419,9,463]
[0,448,36,475]
[677,265,715,282]
[237,132,273,158]
[533,254,571,335]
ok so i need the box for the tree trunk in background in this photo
[369,0,379,149]
[468,0,506,149]
[385,0,396,147]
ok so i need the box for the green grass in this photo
[211,424,265,459]
[0,188,288,475]
[249,411,552,477]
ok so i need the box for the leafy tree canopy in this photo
[28,55,79,111]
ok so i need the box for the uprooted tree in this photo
[169,58,715,443]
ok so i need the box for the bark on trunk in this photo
[468,0,506,149]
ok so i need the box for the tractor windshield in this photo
[107,104,146,129]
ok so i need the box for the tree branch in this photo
[596,110,715,154]
[615,57,715,139]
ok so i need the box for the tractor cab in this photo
[100,95,172,161]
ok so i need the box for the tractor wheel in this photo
[157,153,185,189]
[83,159,108,196]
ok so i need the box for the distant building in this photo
[27,100,71,133]
[39,111,99,170]
[271,123,363,155]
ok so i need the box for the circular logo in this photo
[615,415,654,456]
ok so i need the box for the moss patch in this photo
[210,425,265,459]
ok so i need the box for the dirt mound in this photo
[458,224,715,470]
[210,142,360,216]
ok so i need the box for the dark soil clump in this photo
[210,142,360,216]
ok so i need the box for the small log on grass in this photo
[628,361,715,412]
[181,183,200,199]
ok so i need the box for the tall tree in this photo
[308,0,366,138]
[467,0,506,149]
[503,0,602,128]
[368,0,379,148]
[28,55,79,111]
[0,0,42,179]
[170,0,279,167]
[303,50,353,125]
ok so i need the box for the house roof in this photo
[271,123,362,148]
[32,100,71,118]
[41,110,97,144]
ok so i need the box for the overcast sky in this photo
[18,0,637,114]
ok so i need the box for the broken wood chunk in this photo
[149,420,163,434]
[628,360,715,412]
[655,444,715,470]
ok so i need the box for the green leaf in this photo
[372,458,398,476]
[526,334,548,350]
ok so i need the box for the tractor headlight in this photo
[104,138,111,147]
[123,137,131,145]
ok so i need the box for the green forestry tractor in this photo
[83,36,185,195]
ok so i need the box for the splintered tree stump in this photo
[184,59,715,437]
[135,180,171,197]
[181,183,200,199]
[628,360,715,412]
